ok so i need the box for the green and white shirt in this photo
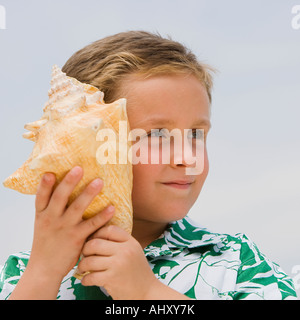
[0,217,297,300]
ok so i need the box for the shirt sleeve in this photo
[0,252,30,300]
[233,234,297,300]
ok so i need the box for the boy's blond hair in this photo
[62,30,215,103]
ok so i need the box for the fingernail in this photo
[91,178,102,187]
[43,173,54,183]
[71,166,82,176]
[107,205,115,213]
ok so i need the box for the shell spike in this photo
[22,131,36,141]
[24,119,48,133]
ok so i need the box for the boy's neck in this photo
[132,218,168,249]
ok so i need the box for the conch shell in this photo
[3,65,133,234]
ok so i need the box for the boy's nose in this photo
[169,136,194,168]
[169,134,205,175]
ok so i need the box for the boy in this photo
[0,31,297,300]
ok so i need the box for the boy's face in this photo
[119,74,211,225]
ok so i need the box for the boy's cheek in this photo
[190,150,209,192]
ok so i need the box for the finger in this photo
[90,224,130,242]
[79,205,115,238]
[65,178,104,222]
[47,166,83,215]
[82,238,117,257]
[81,271,107,287]
[35,173,56,212]
[78,256,110,274]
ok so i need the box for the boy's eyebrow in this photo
[137,117,211,128]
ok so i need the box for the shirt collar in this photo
[144,216,224,258]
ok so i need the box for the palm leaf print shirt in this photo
[0,217,297,300]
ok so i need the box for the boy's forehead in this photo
[119,73,210,104]
[120,73,211,128]
[134,115,211,129]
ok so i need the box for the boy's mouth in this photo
[161,180,194,189]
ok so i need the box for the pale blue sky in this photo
[0,0,299,293]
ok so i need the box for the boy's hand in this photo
[78,225,158,300]
[27,166,115,283]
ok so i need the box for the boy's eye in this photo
[187,129,204,140]
[147,129,169,139]
[146,128,205,140]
